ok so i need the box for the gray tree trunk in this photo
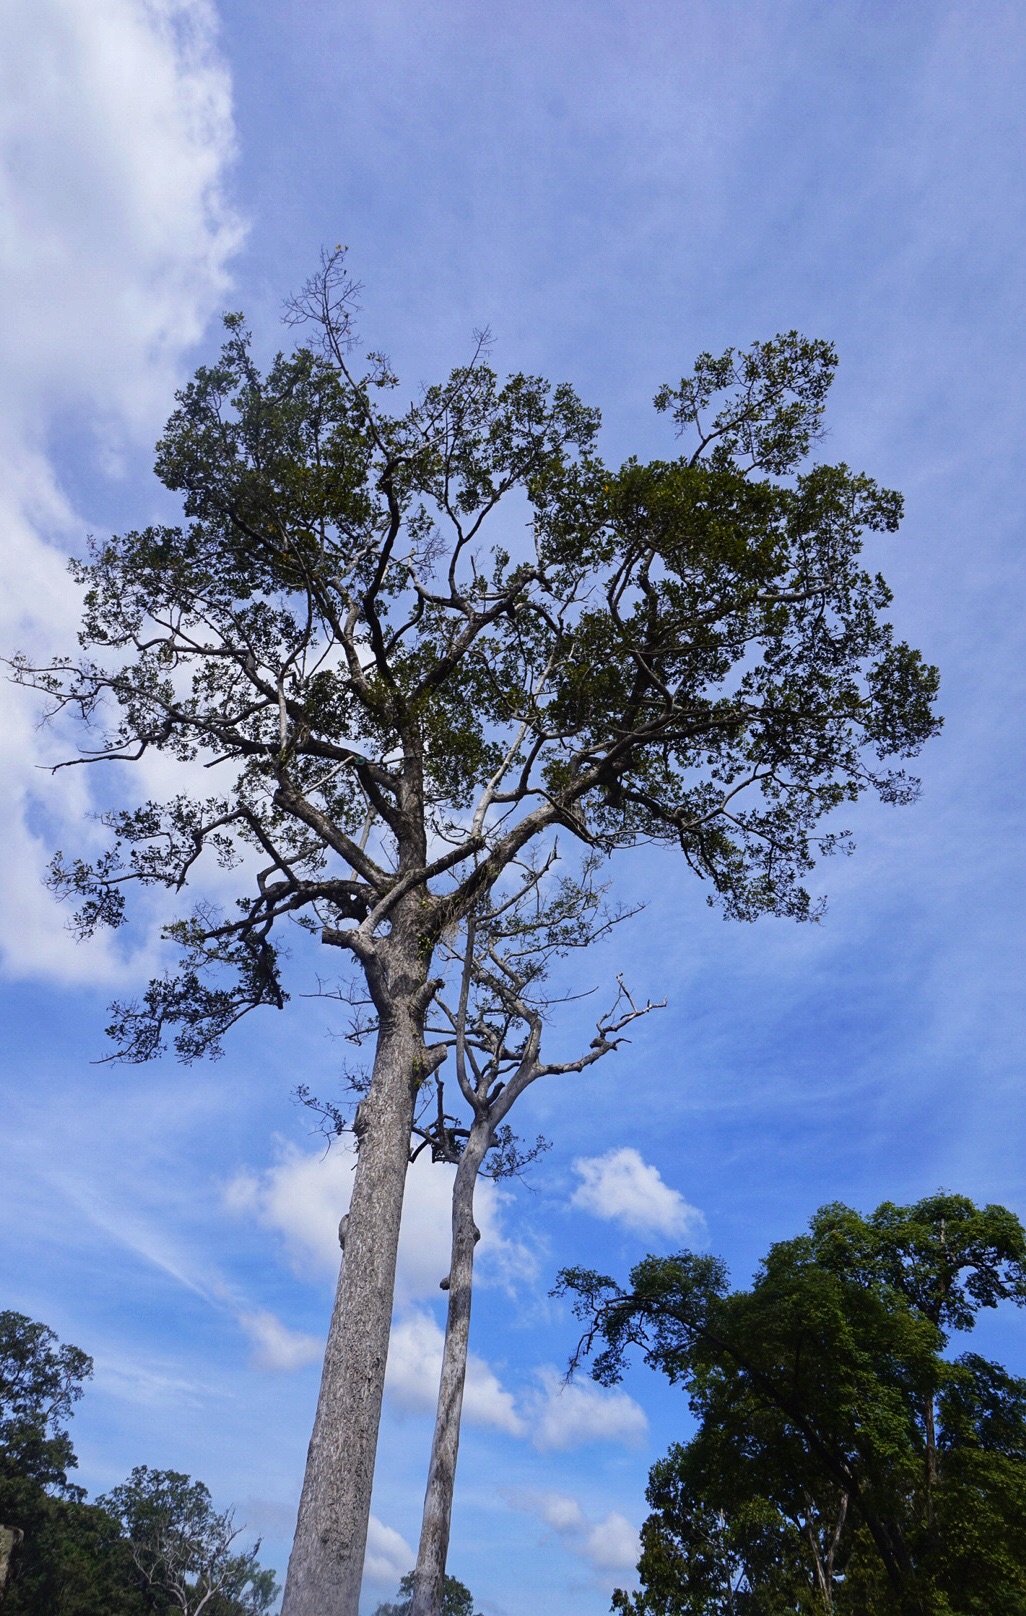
[408,1121,491,1616]
[0,1526,23,1606]
[281,955,426,1616]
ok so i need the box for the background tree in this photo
[99,1467,277,1616]
[13,249,940,1615]
[99,1467,276,1616]
[0,1310,142,1615]
[0,1312,275,1616]
[0,1310,91,1502]
[559,1195,1026,1615]
[372,1568,481,1616]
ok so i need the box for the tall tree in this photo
[13,251,940,1615]
[404,863,658,1616]
[558,1195,1026,1615]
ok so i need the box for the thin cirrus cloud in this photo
[236,1309,321,1374]
[0,0,242,986]
[570,1147,706,1241]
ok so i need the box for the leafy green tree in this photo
[0,1310,91,1497]
[372,1568,481,1616]
[558,1195,1026,1616]
[14,249,940,1616]
[0,1311,145,1615]
[0,1493,151,1616]
[99,1467,278,1616]
[0,1313,276,1616]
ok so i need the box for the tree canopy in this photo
[99,1467,278,1616]
[558,1194,1026,1616]
[15,253,940,1062]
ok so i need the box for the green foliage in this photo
[99,1466,278,1615]
[12,252,941,1063]
[0,1310,144,1614]
[371,1567,482,1616]
[558,1195,1026,1615]
[0,1312,276,1616]
[0,1309,92,1496]
[0,1491,152,1616]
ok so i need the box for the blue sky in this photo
[1,2,1025,1611]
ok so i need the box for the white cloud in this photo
[526,1366,647,1451]
[529,1491,586,1533]
[0,0,241,984]
[511,1490,640,1577]
[237,1309,321,1373]
[363,1515,414,1588]
[384,1310,523,1435]
[0,0,240,427]
[582,1514,641,1573]
[91,1353,216,1410]
[225,1137,534,1307]
[226,1139,535,1415]
[225,1143,357,1279]
[570,1147,706,1241]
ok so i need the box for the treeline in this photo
[0,1311,277,1615]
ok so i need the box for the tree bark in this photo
[0,1526,23,1607]
[281,951,426,1616]
[409,1121,491,1616]
[924,1392,938,1529]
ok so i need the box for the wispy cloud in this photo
[237,1310,321,1373]
[509,1488,640,1578]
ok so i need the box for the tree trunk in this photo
[924,1392,938,1530]
[409,1121,491,1616]
[281,972,425,1616]
[0,1526,23,1607]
